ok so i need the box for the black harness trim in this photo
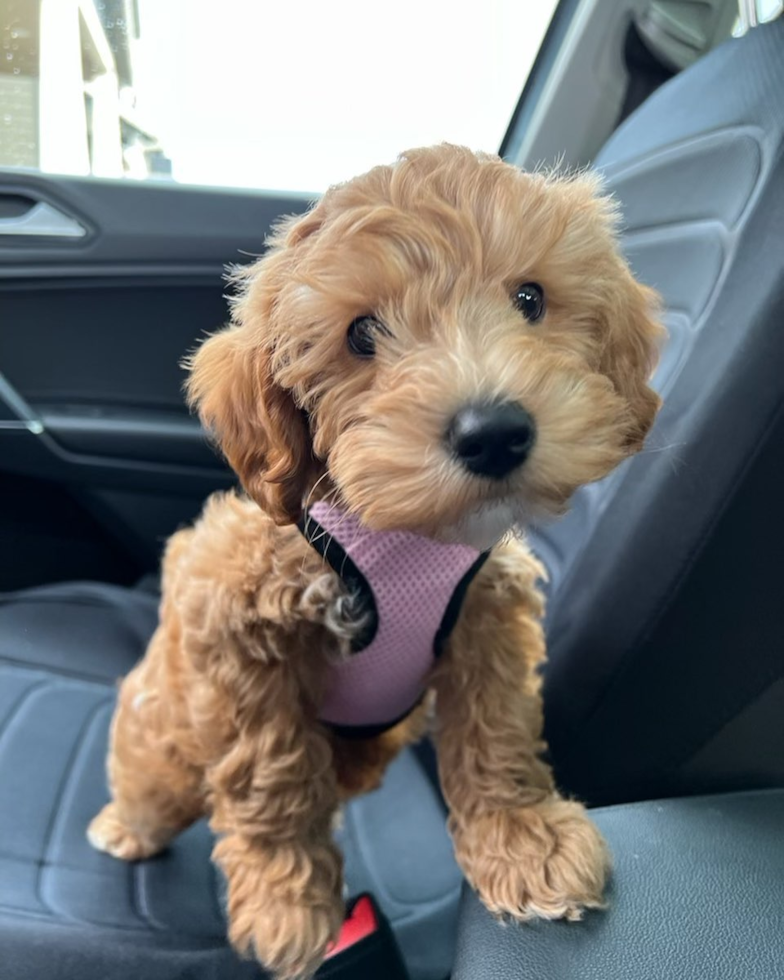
[326,696,426,741]
[298,511,378,652]
[433,551,490,659]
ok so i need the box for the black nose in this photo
[446,401,536,479]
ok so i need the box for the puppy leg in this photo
[88,634,205,860]
[432,560,609,922]
[331,704,428,799]
[208,662,343,980]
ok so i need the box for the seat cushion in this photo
[452,788,784,980]
[0,582,461,980]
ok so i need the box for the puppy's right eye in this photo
[512,282,546,323]
[347,316,386,358]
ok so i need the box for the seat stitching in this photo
[35,698,114,916]
[0,902,235,945]
[622,216,734,238]
[599,124,766,185]
[0,656,120,687]
[134,844,199,932]
[0,849,122,872]
[132,861,168,932]
[0,902,145,931]
[0,596,142,611]
[0,680,49,747]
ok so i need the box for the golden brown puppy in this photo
[88,145,662,980]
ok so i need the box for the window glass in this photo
[734,0,783,34]
[1,0,558,192]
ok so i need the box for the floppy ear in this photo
[557,175,663,452]
[599,268,663,452]
[186,326,316,525]
[186,204,329,523]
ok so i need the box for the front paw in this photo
[230,892,343,980]
[216,837,344,980]
[87,802,169,861]
[455,797,610,922]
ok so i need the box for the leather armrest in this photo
[452,789,784,980]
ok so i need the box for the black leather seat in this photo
[528,15,784,806]
[2,18,783,980]
[453,788,784,980]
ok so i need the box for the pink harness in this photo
[300,501,486,737]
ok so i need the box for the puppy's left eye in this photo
[512,283,546,323]
[347,316,387,358]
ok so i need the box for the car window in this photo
[734,0,784,33]
[0,0,559,194]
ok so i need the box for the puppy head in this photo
[187,145,662,542]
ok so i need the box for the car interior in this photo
[1,1,783,978]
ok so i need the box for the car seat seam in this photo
[35,697,113,916]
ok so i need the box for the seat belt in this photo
[318,893,411,979]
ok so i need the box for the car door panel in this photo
[0,172,310,585]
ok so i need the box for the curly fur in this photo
[88,145,662,979]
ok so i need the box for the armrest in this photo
[452,789,784,980]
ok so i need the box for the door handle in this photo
[0,199,87,238]
[0,372,45,433]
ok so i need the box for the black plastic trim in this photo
[499,0,583,161]
[41,407,224,470]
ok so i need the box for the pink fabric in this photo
[309,501,481,728]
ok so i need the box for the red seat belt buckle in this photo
[325,895,378,959]
[318,892,410,978]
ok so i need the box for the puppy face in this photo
[188,145,662,543]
